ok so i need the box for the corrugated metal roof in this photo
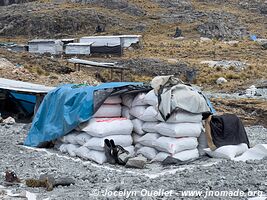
[28,39,59,43]
[61,38,76,42]
[80,35,142,39]
[66,42,93,46]
[0,78,55,94]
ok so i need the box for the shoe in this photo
[110,140,129,165]
[104,139,116,164]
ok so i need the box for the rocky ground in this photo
[0,123,266,200]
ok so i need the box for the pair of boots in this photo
[104,139,129,165]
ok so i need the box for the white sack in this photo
[198,131,208,156]
[79,118,133,137]
[139,106,159,122]
[122,94,135,108]
[132,119,145,135]
[60,132,79,144]
[172,148,199,161]
[75,132,92,145]
[138,133,160,147]
[86,150,107,164]
[131,93,147,107]
[59,144,68,153]
[66,144,80,157]
[84,135,133,151]
[204,143,249,160]
[234,144,267,161]
[137,146,158,160]
[142,122,159,133]
[162,111,203,123]
[132,133,142,144]
[74,146,91,160]
[155,122,202,137]
[135,143,144,151]
[124,146,135,156]
[151,152,170,162]
[129,106,147,119]
[122,106,134,119]
[104,96,122,104]
[93,104,121,118]
[144,90,158,106]
[154,137,198,154]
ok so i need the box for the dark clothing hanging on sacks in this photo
[210,114,250,148]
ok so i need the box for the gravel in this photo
[0,123,266,200]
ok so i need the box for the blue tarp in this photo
[24,82,142,147]
[10,92,36,114]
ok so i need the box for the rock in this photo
[3,117,15,125]
[262,42,267,50]
[245,85,257,97]
[200,60,247,71]
[224,40,239,46]
[200,37,212,42]
[197,12,247,39]
[216,77,228,84]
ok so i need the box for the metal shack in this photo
[79,35,142,48]
[65,43,92,55]
[28,39,63,55]
[119,35,142,47]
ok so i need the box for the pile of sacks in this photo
[56,96,134,164]
[122,90,204,162]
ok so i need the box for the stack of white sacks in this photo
[122,90,205,162]
[56,96,134,164]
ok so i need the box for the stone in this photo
[216,77,228,84]
[3,117,15,125]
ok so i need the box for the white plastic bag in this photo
[93,104,121,118]
[104,96,122,104]
[153,137,198,154]
[204,143,249,160]
[198,131,208,156]
[124,146,135,156]
[131,93,147,107]
[135,143,144,151]
[84,135,133,151]
[139,106,159,122]
[234,144,267,161]
[144,90,158,106]
[122,94,135,108]
[66,144,80,157]
[75,132,92,146]
[130,106,147,119]
[137,147,158,160]
[155,122,202,137]
[122,106,134,119]
[172,148,199,161]
[132,119,145,135]
[138,133,160,147]
[142,122,159,133]
[87,150,107,164]
[79,118,133,137]
[132,133,142,144]
[60,132,79,144]
[151,152,170,162]
[59,144,68,153]
[162,111,203,123]
[74,146,91,160]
